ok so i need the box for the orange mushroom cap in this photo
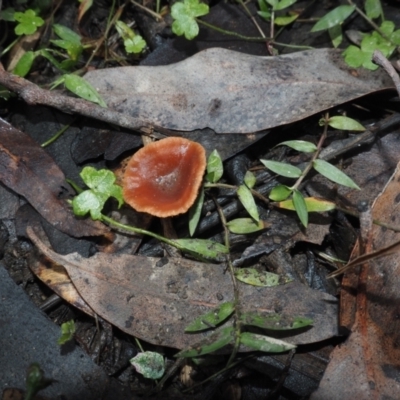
[123,137,206,218]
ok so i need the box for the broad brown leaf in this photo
[0,118,106,237]
[84,48,393,134]
[312,162,400,399]
[28,226,338,350]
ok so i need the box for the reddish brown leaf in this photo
[27,226,338,350]
[0,118,106,237]
[84,48,393,134]
[312,162,400,399]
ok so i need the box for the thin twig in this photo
[372,50,400,98]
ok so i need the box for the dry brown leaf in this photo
[27,226,338,350]
[84,48,393,134]
[312,161,400,399]
[0,118,106,237]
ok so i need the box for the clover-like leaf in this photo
[171,0,209,40]
[14,9,44,35]
[130,352,165,380]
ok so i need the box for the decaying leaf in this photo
[0,118,107,237]
[312,161,400,399]
[84,48,393,134]
[27,226,338,350]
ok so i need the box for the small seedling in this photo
[58,319,76,345]
[115,20,146,54]
[130,351,165,379]
[14,9,44,35]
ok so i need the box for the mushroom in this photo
[123,137,206,217]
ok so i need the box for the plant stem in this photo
[291,112,329,191]
[347,0,390,42]
[212,196,241,367]
[196,19,271,41]
[41,119,75,147]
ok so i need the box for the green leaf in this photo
[237,185,259,222]
[240,332,296,353]
[276,197,336,212]
[0,85,11,101]
[273,0,296,11]
[258,0,270,13]
[1,7,16,22]
[14,9,44,35]
[343,45,371,69]
[327,116,365,131]
[227,218,269,234]
[244,170,256,189]
[275,14,299,26]
[260,159,302,178]
[365,0,382,19]
[171,0,209,40]
[72,190,108,220]
[53,24,82,45]
[39,49,67,72]
[63,74,108,107]
[25,363,52,400]
[124,36,146,54]
[380,20,394,36]
[58,320,76,345]
[269,185,292,201]
[176,326,234,357]
[235,268,292,287]
[313,159,360,190]
[72,167,124,220]
[329,24,343,48]
[206,149,223,183]
[81,167,124,205]
[293,190,308,227]
[311,5,355,32]
[51,24,83,61]
[278,140,317,153]
[13,51,36,77]
[188,186,204,236]
[240,312,313,330]
[185,302,235,332]
[174,238,228,261]
[258,10,272,21]
[115,20,146,54]
[130,352,165,380]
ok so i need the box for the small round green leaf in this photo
[260,159,302,178]
[327,116,365,131]
[311,5,355,32]
[365,0,383,19]
[130,352,165,380]
[313,159,360,190]
[58,320,76,345]
[269,185,292,201]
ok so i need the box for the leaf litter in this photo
[27,225,338,350]
[84,47,394,133]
